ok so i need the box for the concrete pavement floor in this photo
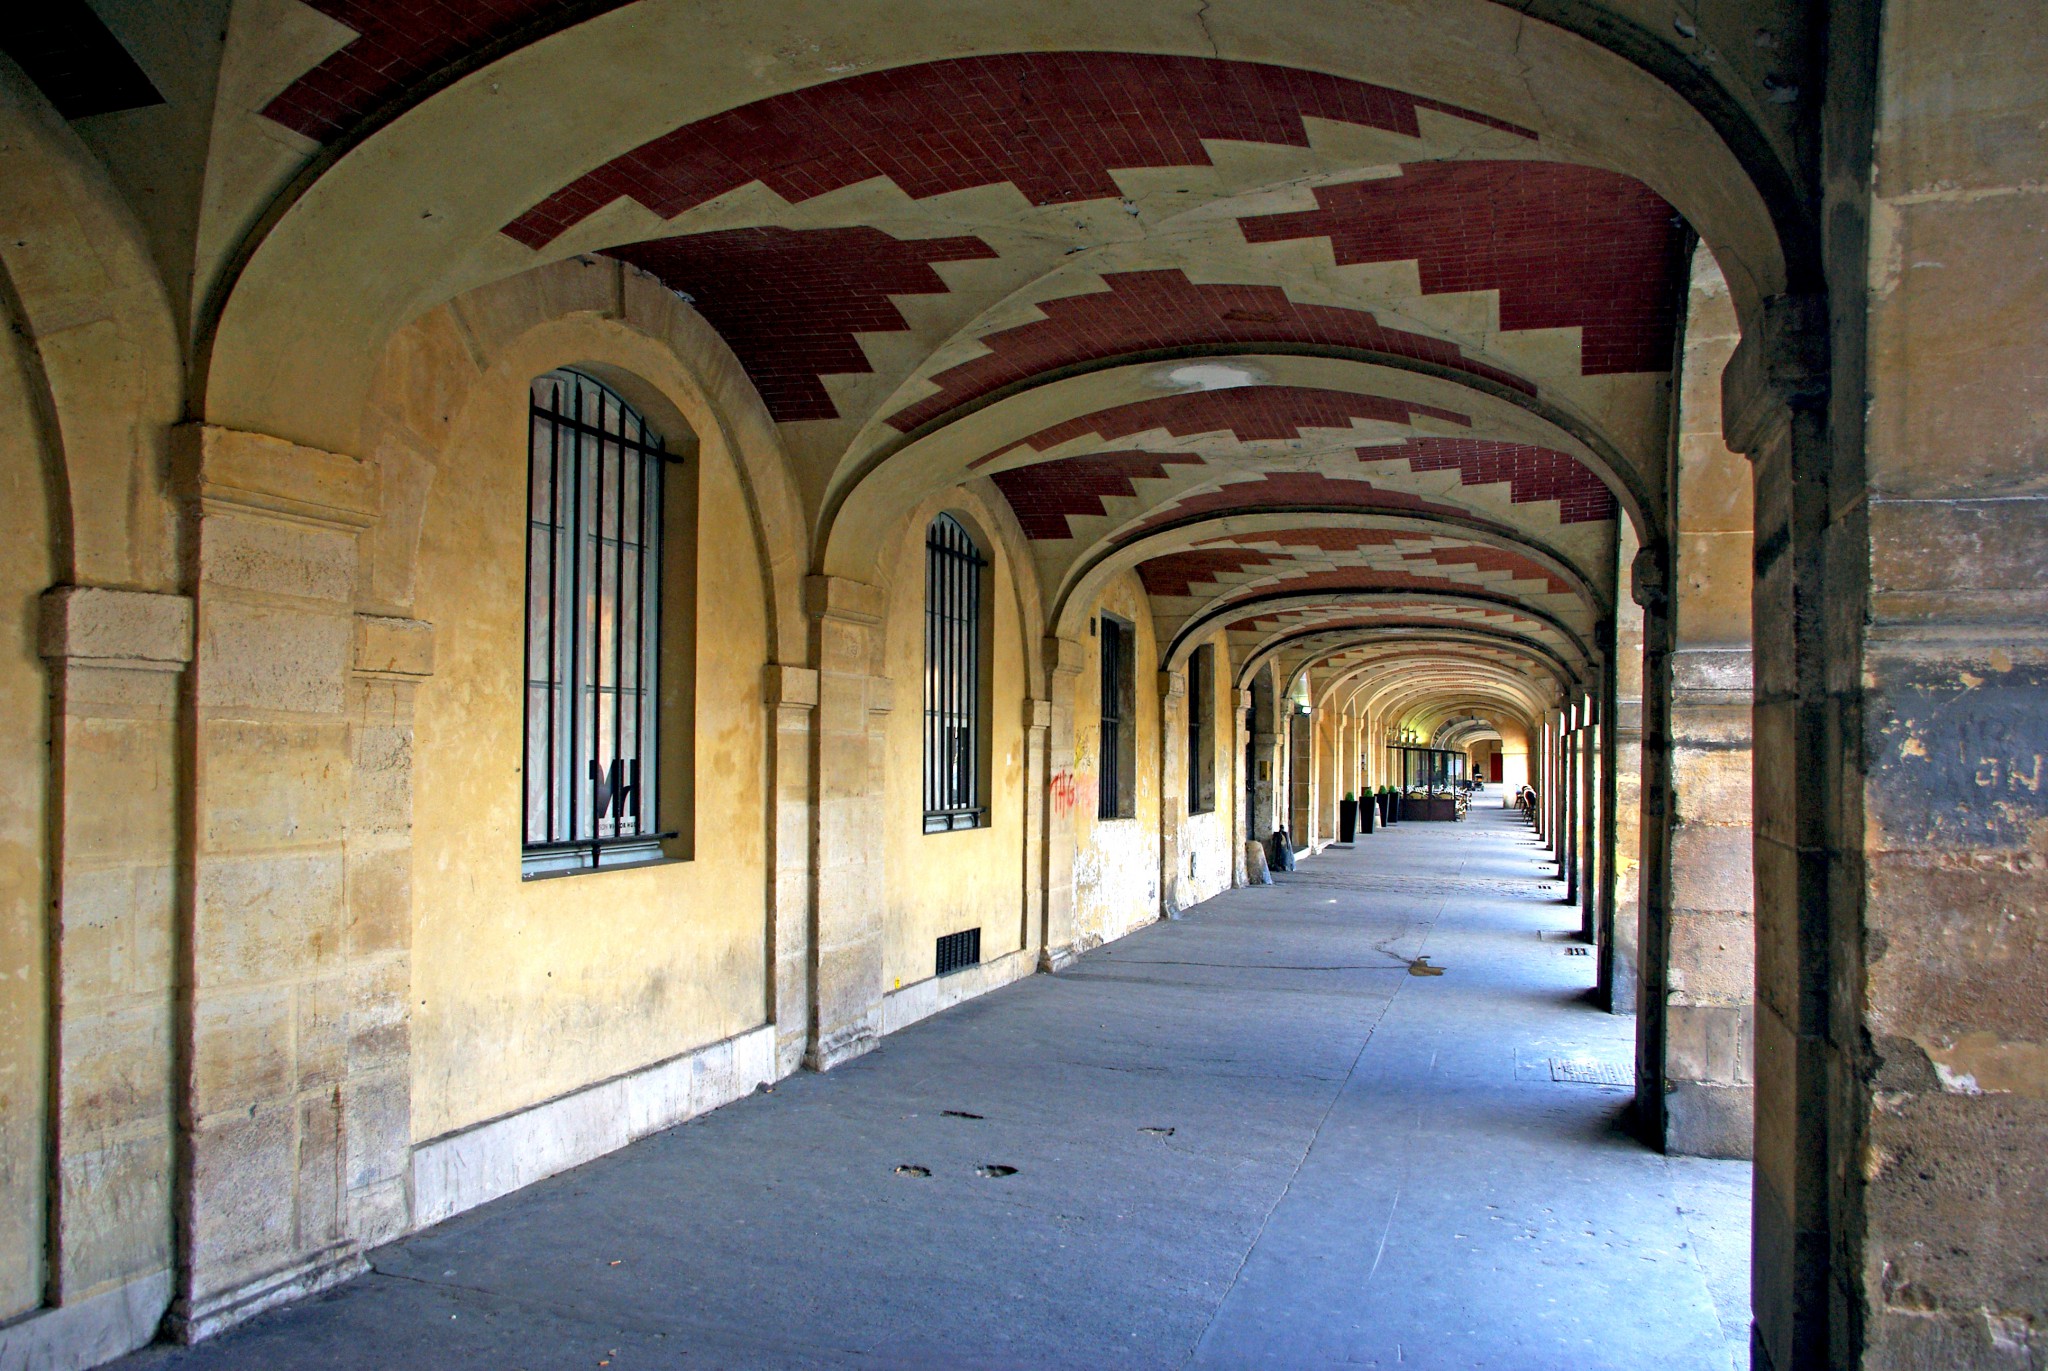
[121,796,1751,1370]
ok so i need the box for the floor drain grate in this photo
[1549,1058,1633,1086]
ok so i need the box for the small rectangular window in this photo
[1098,614,1135,820]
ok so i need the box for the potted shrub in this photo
[1339,791,1358,843]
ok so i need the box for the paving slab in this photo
[118,795,1749,1371]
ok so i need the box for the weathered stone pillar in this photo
[803,576,889,1070]
[1613,664,1645,1015]
[1578,708,1598,942]
[173,426,423,1339]
[1811,4,2048,1360]
[1230,689,1250,885]
[1157,669,1187,913]
[1022,695,1052,941]
[765,664,817,1076]
[36,587,190,1344]
[1641,245,1756,1159]
[1038,635,1081,970]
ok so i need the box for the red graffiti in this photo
[1050,768,1093,816]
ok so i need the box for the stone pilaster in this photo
[1156,670,1186,914]
[38,588,190,1328]
[1664,649,1753,1156]
[764,664,817,1076]
[172,425,423,1341]
[1022,696,1051,947]
[1038,636,1081,970]
[803,576,889,1071]
[1723,291,1831,1370]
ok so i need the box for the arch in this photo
[199,4,1791,462]
[359,257,808,666]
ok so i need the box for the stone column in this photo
[1815,5,2048,1360]
[1643,244,1756,1159]
[1578,710,1598,942]
[1156,669,1186,914]
[1560,712,1578,906]
[1021,695,1051,945]
[1038,636,1081,970]
[173,426,423,1339]
[37,587,190,1338]
[1229,689,1249,885]
[765,664,817,1076]
[1613,671,1645,1015]
[803,576,889,1071]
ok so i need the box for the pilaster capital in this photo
[352,614,434,679]
[803,574,885,625]
[1024,697,1053,731]
[1157,670,1185,701]
[764,663,820,708]
[175,423,379,528]
[39,586,193,670]
[1721,293,1829,456]
[1044,635,1083,678]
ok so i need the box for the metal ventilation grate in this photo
[936,927,982,977]
[1550,1058,1633,1086]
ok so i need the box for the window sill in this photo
[521,854,689,882]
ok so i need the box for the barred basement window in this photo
[522,370,680,876]
[1187,643,1215,815]
[1098,614,1136,820]
[924,514,989,833]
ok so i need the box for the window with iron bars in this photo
[1187,643,1216,815]
[923,514,988,833]
[1098,614,1135,820]
[522,370,678,876]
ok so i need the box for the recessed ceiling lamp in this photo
[1156,362,1266,392]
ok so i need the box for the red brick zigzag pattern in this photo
[610,226,997,421]
[978,385,1469,467]
[1363,437,1617,523]
[990,451,1207,540]
[262,0,633,140]
[504,52,1529,248]
[1238,161,1688,375]
[894,269,1530,434]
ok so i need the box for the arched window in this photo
[522,370,678,874]
[924,514,988,833]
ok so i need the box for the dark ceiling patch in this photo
[2,1,164,120]
[504,51,1530,249]
[261,0,633,142]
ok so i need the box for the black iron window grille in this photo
[923,514,988,833]
[1098,614,1134,820]
[522,370,678,876]
[1187,644,1215,814]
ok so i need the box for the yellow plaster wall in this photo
[408,351,770,1144]
[1070,572,1161,950]
[881,496,1029,990]
[0,305,53,1320]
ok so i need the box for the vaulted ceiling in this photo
[82,0,1789,739]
